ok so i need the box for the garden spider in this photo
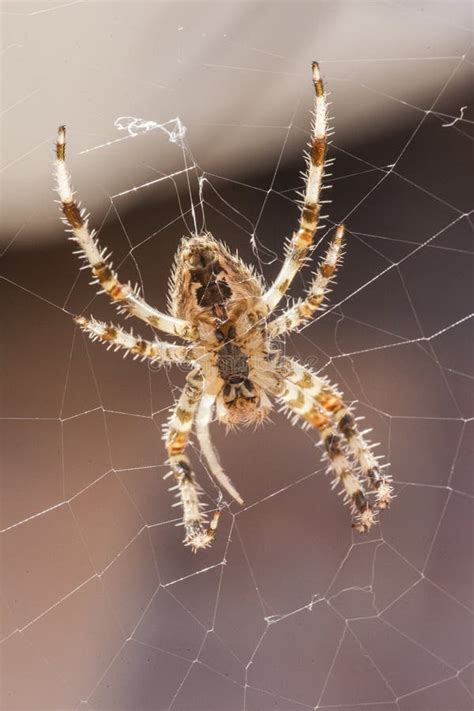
[55,63,393,551]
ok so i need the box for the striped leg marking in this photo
[263,62,329,313]
[268,225,345,339]
[55,126,195,340]
[276,379,375,532]
[75,315,202,364]
[163,370,220,551]
[317,386,393,510]
[281,358,393,511]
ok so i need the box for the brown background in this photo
[1,2,473,710]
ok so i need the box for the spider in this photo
[54,63,393,552]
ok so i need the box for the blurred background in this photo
[1,1,473,710]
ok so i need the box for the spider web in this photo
[1,3,473,710]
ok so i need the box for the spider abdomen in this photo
[169,233,263,322]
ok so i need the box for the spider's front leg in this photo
[274,377,376,532]
[163,369,220,551]
[54,126,195,340]
[280,358,393,512]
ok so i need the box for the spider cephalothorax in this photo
[214,331,266,427]
[55,63,393,552]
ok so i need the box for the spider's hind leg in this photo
[267,225,345,340]
[263,62,329,314]
[54,126,195,340]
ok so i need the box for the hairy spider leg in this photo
[75,315,203,364]
[54,126,195,340]
[275,378,377,532]
[163,369,220,551]
[268,225,345,338]
[263,62,329,313]
[280,358,393,510]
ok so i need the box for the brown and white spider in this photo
[54,63,393,552]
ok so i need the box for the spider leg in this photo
[195,393,244,505]
[54,126,195,340]
[279,358,393,510]
[275,378,376,532]
[163,369,220,552]
[75,315,204,364]
[263,62,329,314]
[268,225,345,339]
